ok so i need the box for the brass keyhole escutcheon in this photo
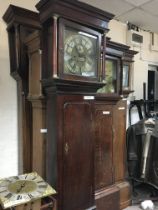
[64,142,69,155]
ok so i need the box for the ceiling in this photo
[79,0,158,33]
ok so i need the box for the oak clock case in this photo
[0,172,56,209]
[58,19,102,82]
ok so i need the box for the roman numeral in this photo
[5,193,13,199]
[17,195,22,200]
[28,194,33,199]
[0,189,7,193]
[25,174,28,179]
[31,176,37,180]
[38,184,47,188]
[67,44,73,48]
[13,176,19,180]
[37,190,43,194]
[36,180,44,184]
[5,179,12,183]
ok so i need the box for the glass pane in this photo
[105,59,117,93]
[123,64,129,89]
[97,58,117,93]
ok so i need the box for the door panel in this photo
[113,100,127,182]
[63,101,94,210]
[93,104,113,190]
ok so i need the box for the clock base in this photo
[95,186,120,210]
[116,181,132,209]
[0,197,57,210]
[16,200,41,210]
[0,200,41,210]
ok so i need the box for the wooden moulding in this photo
[36,0,114,31]
[3,4,40,29]
[95,186,120,210]
[25,31,43,98]
[2,5,41,81]
[116,181,132,209]
[42,78,106,94]
[106,37,138,60]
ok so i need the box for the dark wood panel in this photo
[117,181,131,209]
[63,101,94,210]
[46,95,95,210]
[3,5,40,81]
[113,100,127,182]
[95,187,120,210]
[93,104,114,190]
[22,95,33,173]
[36,0,114,30]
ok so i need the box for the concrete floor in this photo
[123,181,158,210]
[124,203,158,210]
[124,206,157,210]
[124,205,142,210]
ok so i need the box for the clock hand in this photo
[74,45,79,56]
[25,174,28,179]
[16,182,26,193]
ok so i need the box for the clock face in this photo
[0,172,56,209]
[64,32,97,77]
[62,23,100,78]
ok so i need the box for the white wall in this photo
[108,19,158,100]
[108,19,158,126]
[0,0,38,178]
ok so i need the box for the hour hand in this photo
[74,45,79,56]
[16,182,26,193]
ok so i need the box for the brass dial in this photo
[0,172,56,209]
[64,29,98,77]
[8,180,37,194]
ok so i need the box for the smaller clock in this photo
[58,18,101,82]
[0,172,56,209]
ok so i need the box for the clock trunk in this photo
[46,94,94,210]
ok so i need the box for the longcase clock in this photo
[36,0,114,210]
